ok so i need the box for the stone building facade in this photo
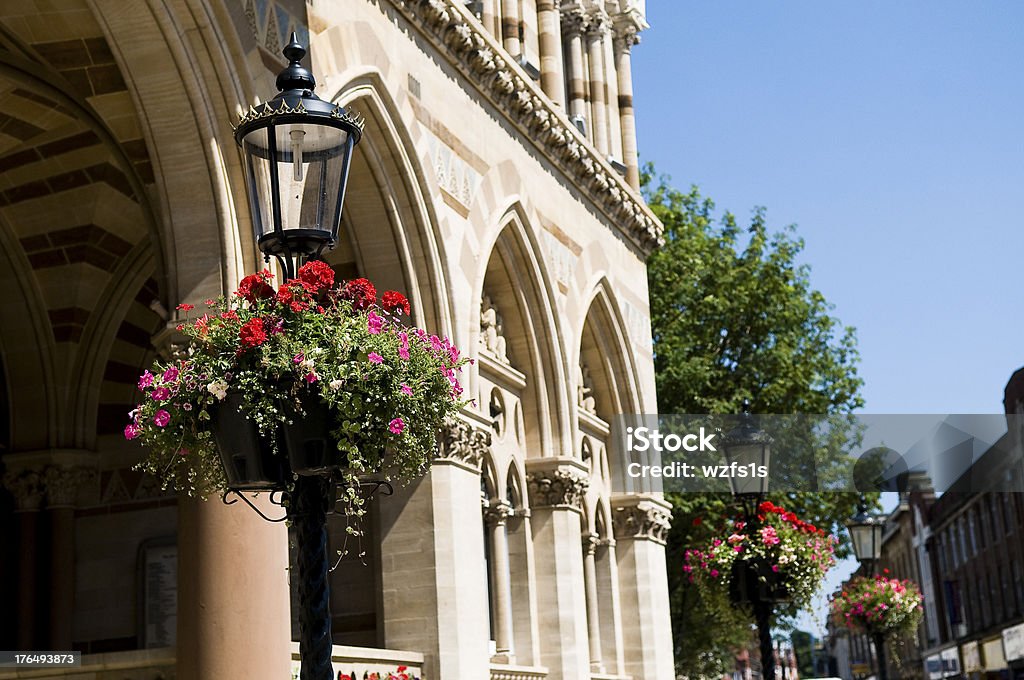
[0,1,672,679]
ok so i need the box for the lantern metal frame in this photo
[720,400,773,500]
[233,33,364,279]
[846,502,887,565]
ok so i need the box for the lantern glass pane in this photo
[242,131,275,239]
[242,122,351,238]
[725,443,770,496]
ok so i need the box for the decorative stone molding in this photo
[611,495,672,544]
[525,458,589,510]
[388,0,663,253]
[612,19,641,54]
[2,467,45,511]
[437,417,492,469]
[560,6,586,37]
[584,7,609,37]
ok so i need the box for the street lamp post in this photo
[234,35,363,680]
[722,402,776,680]
[846,503,888,680]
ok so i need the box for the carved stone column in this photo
[611,494,674,680]
[561,8,588,127]
[379,416,492,680]
[44,465,92,650]
[526,457,590,680]
[585,9,611,155]
[536,0,565,106]
[613,19,642,188]
[502,0,523,56]
[582,532,604,673]
[485,499,515,662]
[597,537,626,676]
[3,467,44,650]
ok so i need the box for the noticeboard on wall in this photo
[137,538,177,648]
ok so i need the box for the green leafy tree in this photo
[643,165,873,677]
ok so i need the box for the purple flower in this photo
[138,371,154,390]
[124,423,141,440]
[368,352,384,364]
[153,410,170,427]
[367,311,384,335]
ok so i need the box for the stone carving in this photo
[612,21,641,54]
[389,0,662,253]
[2,468,45,511]
[480,295,509,363]
[577,361,596,414]
[438,418,492,468]
[44,466,94,508]
[526,467,588,509]
[483,499,514,527]
[612,500,672,544]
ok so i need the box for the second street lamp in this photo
[846,502,889,680]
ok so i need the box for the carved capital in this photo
[484,500,514,527]
[560,7,586,37]
[612,496,672,544]
[612,22,641,53]
[437,418,491,469]
[44,465,94,508]
[526,459,589,510]
[585,8,610,38]
[2,467,45,511]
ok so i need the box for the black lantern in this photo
[721,400,772,498]
[234,33,363,278]
[846,504,886,564]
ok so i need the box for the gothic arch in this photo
[326,74,454,337]
[473,202,570,458]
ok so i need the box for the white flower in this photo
[207,379,228,400]
[329,379,343,391]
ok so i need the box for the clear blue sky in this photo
[633,1,1024,416]
[632,2,1024,639]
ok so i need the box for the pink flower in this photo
[760,526,780,546]
[293,353,305,364]
[124,423,141,440]
[304,372,317,383]
[138,371,154,390]
[388,417,405,434]
[367,311,384,335]
[163,366,179,382]
[368,352,384,364]
[400,383,413,396]
[398,347,410,361]
[151,387,170,401]
[153,410,170,427]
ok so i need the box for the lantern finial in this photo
[276,32,316,94]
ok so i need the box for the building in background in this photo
[0,1,672,679]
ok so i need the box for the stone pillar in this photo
[585,10,611,155]
[611,494,674,679]
[380,417,492,680]
[536,0,565,107]
[485,500,515,662]
[612,20,642,189]
[520,0,540,65]
[602,31,623,161]
[3,467,44,651]
[526,457,590,680]
[482,0,500,40]
[176,494,292,679]
[561,8,588,127]
[44,466,91,650]
[598,538,626,676]
[502,0,522,57]
[582,533,604,673]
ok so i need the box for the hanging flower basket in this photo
[209,391,289,490]
[125,262,469,515]
[830,573,923,637]
[686,501,835,611]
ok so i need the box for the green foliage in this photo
[642,164,873,677]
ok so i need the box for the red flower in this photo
[176,302,195,311]
[692,516,702,527]
[341,278,377,309]
[238,318,267,349]
[382,290,411,315]
[236,270,275,305]
[297,260,335,292]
